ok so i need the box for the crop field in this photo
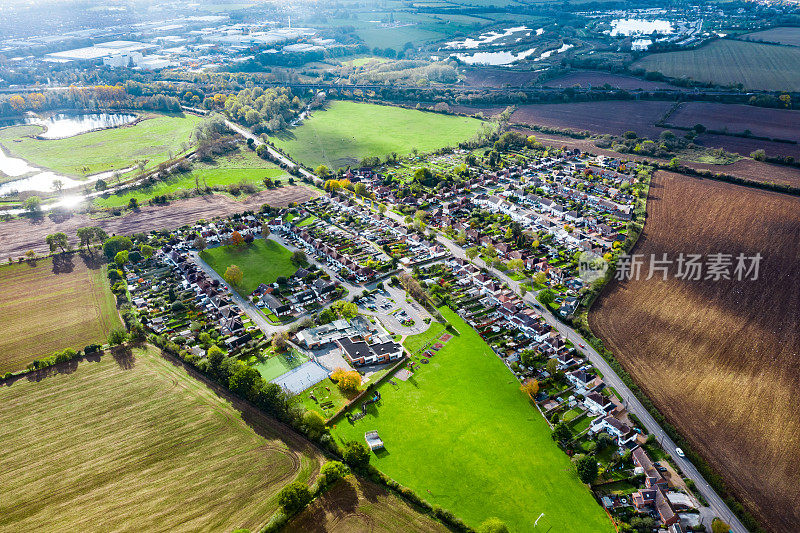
[285,477,448,533]
[200,238,296,294]
[741,26,800,47]
[633,39,800,91]
[0,112,202,177]
[332,307,613,532]
[94,150,287,208]
[271,101,485,169]
[542,70,681,90]
[668,102,800,142]
[0,253,121,373]
[512,101,672,138]
[0,346,324,532]
[693,133,800,161]
[589,171,800,532]
[462,67,542,88]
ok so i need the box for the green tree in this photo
[302,410,327,439]
[546,358,559,376]
[108,328,128,346]
[77,227,108,253]
[194,235,207,251]
[466,246,479,261]
[538,289,555,306]
[342,441,371,470]
[478,517,509,533]
[277,481,312,514]
[291,250,308,265]
[114,250,129,266]
[24,196,42,215]
[315,165,331,179]
[319,460,350,488]
[45,232,69,253]
[576,456,598,484]
[552,422,572,443]
[712,518,731,533]
[140,244,155,259]
[103,236,134,261]
[229,364,263,401]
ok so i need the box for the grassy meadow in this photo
[271,101,485,169]
[0,345,324,532]
[200,238,297,294]
[633,39,800,91]
[0,112,202,177]
[331,307,613,532]
[0,253,121,374]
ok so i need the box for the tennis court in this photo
[272,360,330,394]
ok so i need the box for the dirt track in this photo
[590,171,800,532]
[0,186,319,261]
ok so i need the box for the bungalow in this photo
[262,294,292,316]
[336,335,404,366]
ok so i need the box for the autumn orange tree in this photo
[230,231,245,246]
[520,379,539,400]
[331,367,361,392]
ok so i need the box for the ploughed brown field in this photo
[462,68,541,88]
[0,185,318,261]
[692,133,800,161]
[590,171,800,532]
[542,70,681,91]
[512,101,673,138]
[669,102,800,142]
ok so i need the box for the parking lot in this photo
[358,284,432,337]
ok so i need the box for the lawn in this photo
[633,39,800,91]
[0,112,202,177]
[252,350,310,381]
[295,377,354,419]
[331,307,613,532]
[199,238,296,294]
[271,101,486,169]
[0,253,121,374]
[0,345,324,532]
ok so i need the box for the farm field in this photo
[271,101,485,169]
[741,26,800,47]
[0,112,202,177]
[0,185,319,261]
[332,307,613,532]
[0,345,325,532]
[512,100,672,138]
[462,67,542,87]
[94,150,288,208]
[589,171,800,532]
[692,133,800,161]
[200,238,296,294]
[0,253,121,374]
[668,102,800,142]
[633,39,800,91]
[284,477,448,533]
[542,70,681,90]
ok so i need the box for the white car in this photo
[675,448,685,458]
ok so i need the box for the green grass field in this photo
[271,101,485,169]
[0,112,202,177]
[0,345,324,532]
[200,238,296,294]
[331,307,613,532]
[633,39,800,91]
[0,254,121,374]
[252,350,310,381]
[94,150,287,208]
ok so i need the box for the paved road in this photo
[212,121,749,533]
[223,120,315,180]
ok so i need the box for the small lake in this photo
[0,112,138,140]
[609,19,673,36]
[446,26,530,49]
[533,43,574,61]
[451,48,538,66]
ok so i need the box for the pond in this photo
[609,18,673,36]
[533,43,574,61]
[0,112,138,140]
[450,48,538,66]
[445,26,530,49]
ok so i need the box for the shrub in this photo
[342,441,371,470]
[277,481,312,514]
[318,460,350,491]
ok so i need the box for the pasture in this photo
[0,253,121,374]
[200,238,296,294]
[332,307,613,532]
[94,150,288,208]
[0,345,325,532]
[271,101,485,169]
[590,171,800,532]
[0,112,201,177]
[632,39,800,91]
[285,477,448,533]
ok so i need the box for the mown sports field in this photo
[0,112,201,177]
[332,307,613,532]
[633,39,800,91]
[200,238,297,294]
[271,101,486,169]
[0,253,121,374]
[0,345,325,533]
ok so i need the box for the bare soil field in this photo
[0,185,318,261]
[741,27,800,47]
[590,171,800,532]
[284,477,448,533]
[512,101,673,138]
[0,253,121,373]
[518,129,800,188]
[692,133,800,161]
[450,105,509,117]
[542,70,682,91]
[669,102,800,142]
[0,345,325,532]
[462,68,542,87]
